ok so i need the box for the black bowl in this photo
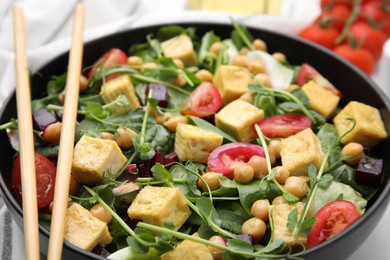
[1,22,390,260]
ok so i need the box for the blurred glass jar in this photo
[187,0,282,15]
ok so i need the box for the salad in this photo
[1,21,388,259]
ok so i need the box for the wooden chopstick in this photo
[13,7,40,260]
[47,4,85,260]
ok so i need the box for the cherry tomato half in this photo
[182,82,222,118]
[296,63,342,97]
[208,143,265,179]
[12,152,56,209]
[87,48,128,81]
[299,22,340,49]
[333,44,375,75]
[307,200,361,247]
[257,114,312,138]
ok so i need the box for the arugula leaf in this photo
[157,25,197,41]
[262,239,285,254]
[198,31,221,65]
[126,237,149,254]
[215,208,248,234]
[253,94,277,117]
[47,72,67,95]
[318,174,333,189]
[188,116,237,143]
[152,163,173,182]
[226,239,254,254]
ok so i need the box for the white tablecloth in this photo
[0,0,389,259]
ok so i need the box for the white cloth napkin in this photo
[1,1,389,260]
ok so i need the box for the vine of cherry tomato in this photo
[299,0,390,76]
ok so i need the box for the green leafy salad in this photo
[1,21,388,259]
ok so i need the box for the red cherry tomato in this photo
[88,48,128,81]
[307,200,361,247]
[299,22,340,49]
[12,152,56,209]
[320,4,351,31]
[257,114,312,138]
[182,82,222,118]
[208,143,265,179]
[333,44,375,75]
[296,63,342,97]
[360,1,390,36]
[320,0,353,9]
[349,21,387,61]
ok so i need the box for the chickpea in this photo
[100,132,115,140]
[247,155,268,179]
[232,55,248,67]
[253,73,272,88]
[240,47,250,55]
[195,69,213,82]
[141,62,158,72]
[148,106,159,118]
[58,91,66,105]
[42,122,62,144]
[163,115,188,132]
[90,204,112,224]
[272,52,286,63]
[155,112,172,125]
[79,75,89,92]
[172,75,186,87]
[210,42,223,55]
[271,141,282,159]
[127,56,144,66]
[272,195,286,205]
[234,165,254,184]
[341,142,365,165]
[247,60,265,74]
[274,166,290,185]
[69,175,79,196]
[198,172,223,192]
[250,199,270,222]
[207,235,226,260]
[173,58,184,68]
[115,127,137,149]
[284,176,309,199]
[239,92,254,104]
[266,146,276,165]
[252,39,267,51]
[241,217,266,243]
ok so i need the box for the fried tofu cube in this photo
[269,202,307,246]
[161,34,197,66]
[64,203,112,251]
[128,186,191,230]
[302,80,340,119]
[215,99,264,142]
[280,128,325,176]
[212,65,252,105]
[72,135,127,185]
[333,101,388,148]
[174,123,223,163]
[101,74,140,114]
[161,233,213,260]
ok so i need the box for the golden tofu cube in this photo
[215,99,264,142]
[269,202,307,246]
[302,80,340,119]
[280,128,325,176]
[128,186,191,230]
[333,101,388,148]
[65,203,112,251]
[161,233,213,260]
[72,135,127,185]
[212,65,252,105]
[101,74,140,114]
[161,34,197,66]
[174,123,223,163]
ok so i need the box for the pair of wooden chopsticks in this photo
[13,4,85,260]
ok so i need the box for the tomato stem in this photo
[335,0,362,44]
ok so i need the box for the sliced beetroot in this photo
[137,151,178,177]
[145,84,169,108]
[32,109,57,131]
[356,157,383,187]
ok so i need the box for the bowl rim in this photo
[1,20,390,259]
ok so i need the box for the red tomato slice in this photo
[257,114,312,138]
[182,82,222,118]
[12,152,56,209]
[296,63,342,97]
[307,200,361,247]
[87,48,128,81]
[208,142,265,179]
